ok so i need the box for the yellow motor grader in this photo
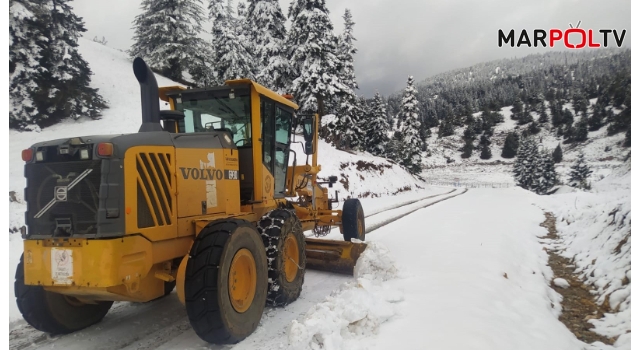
[15,58,366,343]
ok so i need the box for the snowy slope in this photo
[421,101,628,187]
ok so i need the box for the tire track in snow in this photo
[364,188,456,218]
[366,188,468,233]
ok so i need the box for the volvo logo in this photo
[54,186,68,202]
[34,168,93,219]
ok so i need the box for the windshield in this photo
[174,93,252,146]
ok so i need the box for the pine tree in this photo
[438,119,454,137]
[131,0,208,82]
[535,150,557,194]
[464,114,475,126]
[552,143,563,163]
[478,134,492,159]
[473,117,483,135]
[398,76,423,174]
[551,102,563,127]
[538,108,549,124]
[527,120,541,135]
[501,132,519,158]
[480,144,492,159]
[513,137,539,190]
[336,9,358,91]
[461,124,475,158]
[209,0,255,82]
[518,109,533,125]
[386,131,404,164]
[333,94,364,151]
[563,125,575,143]
[10,0,106,130]
[246,0,288,91]
[574,119,589,142]
[563,108,574,126]
[568,152,593,190]
[588,101,605,131]
[10,0,44,129]
[572,91,588,117]
[366,92,391,156]
[511,97,523,114]
[285,0,349,114]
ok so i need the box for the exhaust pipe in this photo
[133,57,163,132]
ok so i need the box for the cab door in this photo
[260,97,293,198]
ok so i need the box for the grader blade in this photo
[304,238,367,275]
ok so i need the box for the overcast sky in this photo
[72,0,631,97]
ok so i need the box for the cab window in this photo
[174,88,252,147]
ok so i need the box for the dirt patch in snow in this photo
[539,213,616,346]
[340,161,392,175]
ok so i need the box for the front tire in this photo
[15,256,113,334]
[342,198,365,242]
[257,209,306,306]
[184,219,268,344]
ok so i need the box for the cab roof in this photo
[158,80,299,110]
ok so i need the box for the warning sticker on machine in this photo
[51,248,73,284]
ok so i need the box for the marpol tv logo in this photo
[498,21,627,49]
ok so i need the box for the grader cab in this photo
[15,58,366,343]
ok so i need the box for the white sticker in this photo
[51,248,73,285]
[206,180,218,208]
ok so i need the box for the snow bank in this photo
[288,242,402,350]
[536,162,631,348]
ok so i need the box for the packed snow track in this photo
[9,187,467,350]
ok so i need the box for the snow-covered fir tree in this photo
[513,137,539,191]
[209,0,255,81]
[534,150,557,194]
[552,143,563,163]
[501,132,519,158]
[10,0,43,129]
[10,0,106,130]
[568,152,593,190]
[333,94,365,151]
[337,9,358,91]
[285,0,349,114]
[461,124,475,158]
[246,0,288,91]
[130,0,209,82]
[366,92,391,156]
[479,134,492,159]
[438,119,454,137]
[398,76,423,174]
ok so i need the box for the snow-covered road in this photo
[10,187,602,350]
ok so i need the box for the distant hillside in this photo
[387,49,631,129]
[420,99,628,187]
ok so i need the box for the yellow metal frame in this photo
[22,80,354,305]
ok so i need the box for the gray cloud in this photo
[72,0,631,97]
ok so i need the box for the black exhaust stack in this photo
[133,57,163,132]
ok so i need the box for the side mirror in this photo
[304,140,313,155]
[302,116,314,142]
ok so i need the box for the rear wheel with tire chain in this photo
[342,198,365,242]
[184,219,268,344]
[257,209,306,307]
[14,256,113,334]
